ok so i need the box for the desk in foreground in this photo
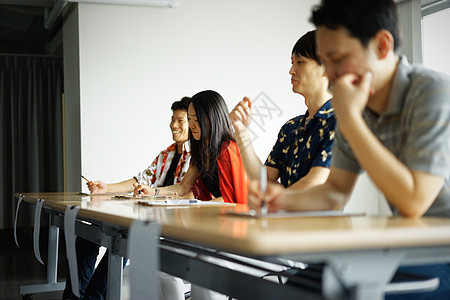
[17,192,450,299]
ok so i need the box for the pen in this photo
[81,175,91,183]
[137,172,142,196]
[260,165,268,216]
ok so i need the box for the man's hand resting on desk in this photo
[88,181,108,194]
[133,183,155,197]
[248,180,284,212]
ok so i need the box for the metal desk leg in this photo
[107,236,124,300]
[20,214,66,295]
[47,215,60,284]
[128,220,161,300]
[351,284,384,300]
[322,250,403,300]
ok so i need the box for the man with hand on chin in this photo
[249,0,450,298]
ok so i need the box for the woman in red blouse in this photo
[135,90,248,204]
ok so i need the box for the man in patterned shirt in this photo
[87,96,191,193]
[64,97,191,300]
[249,0,450,297]
[230,30,336,190]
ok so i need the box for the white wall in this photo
[343,173,392,216]
[78,0,318,190]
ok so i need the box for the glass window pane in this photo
[422,8,450,75]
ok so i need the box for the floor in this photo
[0,228,131,300]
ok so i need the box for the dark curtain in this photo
[0,55,64,229]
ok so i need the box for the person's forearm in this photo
[158,165,199,197]
[107,178,137,193]
[283,180,350,211]
[338,115,437,217]
[287,167,330,190]
[235,128,264,180]
[157,182,191,197]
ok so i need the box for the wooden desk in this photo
[16,192,450,299]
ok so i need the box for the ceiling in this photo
[0,0,62,55]
[0,0,448,56]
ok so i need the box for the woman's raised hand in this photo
[229,97,252,133]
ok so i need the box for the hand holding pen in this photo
[81,175,91,183]
[133,182,154,197]
[137,172,143,196]
[82,175,107,194]
[248,176,284,212]
[81,175,94,192]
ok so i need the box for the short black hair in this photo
[311,0,400,52]
[292,30,321,65]
[171,96,190,112]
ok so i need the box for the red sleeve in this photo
[217,141,249,204]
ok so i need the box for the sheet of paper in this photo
[136,199,235,206]
[78,192,131,196]
[112,195,168,200]
[226,210,365,219]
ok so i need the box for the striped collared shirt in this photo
[332,56,450,217]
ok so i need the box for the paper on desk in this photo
[137,199,235,206]
[77,192,131,196]
[226,210,365,218]
[112,195,168,200]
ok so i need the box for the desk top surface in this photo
[18,192,450,256]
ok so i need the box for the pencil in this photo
[260,166,268,216]
[137,172,142,196]
[81,175,91,183]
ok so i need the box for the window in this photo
[422,8,450,75]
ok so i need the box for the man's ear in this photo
[374,29,394,59]
[321,64,328,77]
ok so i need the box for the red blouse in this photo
[192,141,249,204]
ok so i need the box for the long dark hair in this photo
[189,90,235,181]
